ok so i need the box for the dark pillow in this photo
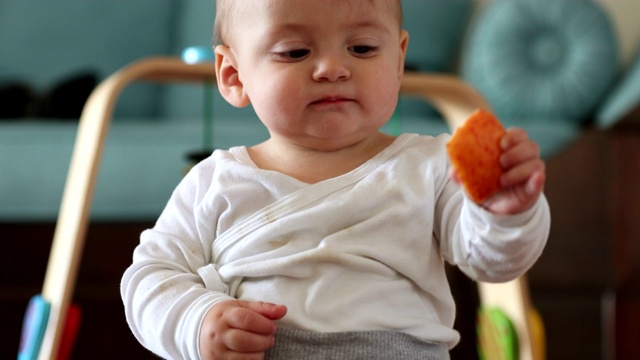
[0,82,34,118]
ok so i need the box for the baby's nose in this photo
[312,54,351,82]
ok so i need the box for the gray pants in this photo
[266,327,450,359]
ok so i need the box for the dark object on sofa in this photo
[0,81,35,118]
[0,72,97,119]
[37,72,98,119]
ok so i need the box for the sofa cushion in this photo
[398,0,473,121]
[0,0,175,118]
[402,0,473,73]
[0,117,271,220]
[462,0,618,123]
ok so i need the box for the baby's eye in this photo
[349,45,377,56]
[274,49,310,61]
[286,49,310,58]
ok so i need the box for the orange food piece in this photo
[446,109,506,204]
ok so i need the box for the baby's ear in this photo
[398,30,409,79]
[214,45,250,107]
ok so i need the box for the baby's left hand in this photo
[482,128,546,215]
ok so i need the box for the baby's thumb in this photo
[448,167,461,185]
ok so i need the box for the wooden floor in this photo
[2,127,639,359]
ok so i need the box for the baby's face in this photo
[227,0,408,151]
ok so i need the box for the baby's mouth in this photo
[311,96,353,105]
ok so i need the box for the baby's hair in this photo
[213,0,236,45]
[214,0,403,45]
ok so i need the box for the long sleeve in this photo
[436,178,551,283]
[120,160,234,360]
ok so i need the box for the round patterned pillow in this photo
[462,0,618,123]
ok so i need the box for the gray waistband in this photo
[266,327,450,360]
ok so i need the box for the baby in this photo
[121,0,550,359]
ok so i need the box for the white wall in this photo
[597,0,640,67]
[473,0,640,67]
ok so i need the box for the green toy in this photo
[477,307,519,360]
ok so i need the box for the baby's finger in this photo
[244,301,288,321]
[500,127,529,150]
[223,328,275,353]
[525,170,546,196]
[226,305,278,335]
[500,140,540,169]
[501,159,545,188]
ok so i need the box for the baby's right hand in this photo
[199,300,287,360]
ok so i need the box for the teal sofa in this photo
[1,0,635,221]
